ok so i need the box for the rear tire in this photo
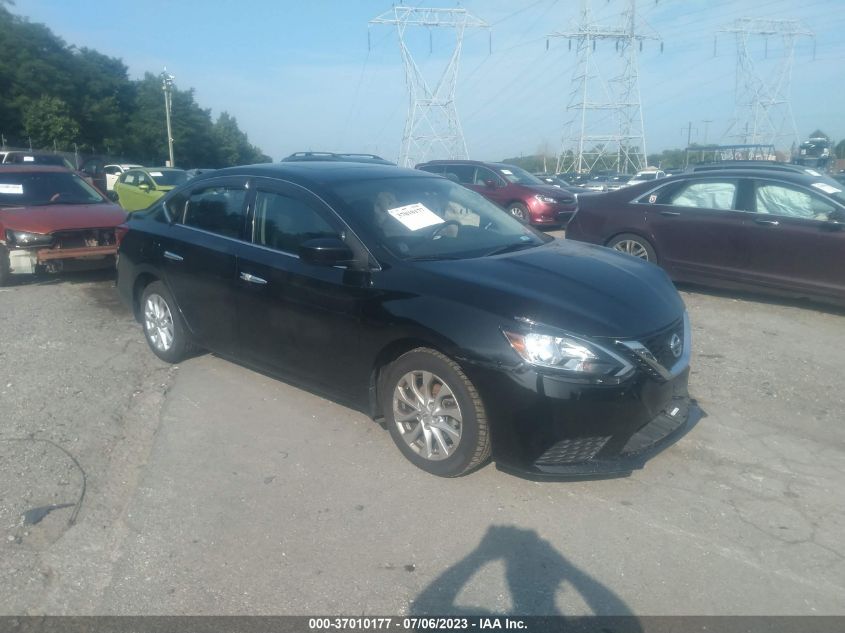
[607,233,657,263]
[140,281,193,363]
[382,348,491,477]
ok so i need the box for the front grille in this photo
[534,436,610,465]
[51,228,116,250]
[617,317,684,380]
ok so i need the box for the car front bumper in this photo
[528,202,577,226]
[465,362,697,478]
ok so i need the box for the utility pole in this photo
[718,18,813,157]
[550,0,660,175]
[369,7,489,167]
[683,121,697,146]
[161,68,176,167]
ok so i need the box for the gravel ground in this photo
[0,263,843,615]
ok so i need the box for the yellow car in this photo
[113,167,187,211]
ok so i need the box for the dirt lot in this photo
[1,263,843,615]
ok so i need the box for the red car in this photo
[416,159,576,226]
[0,166,127,285]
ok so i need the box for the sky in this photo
[16,0,845,164]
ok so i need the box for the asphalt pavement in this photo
[1,265,843,615]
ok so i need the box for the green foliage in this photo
[0,5,267,166]
[22,95,79,148]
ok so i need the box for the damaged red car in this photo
[0,166,127,285]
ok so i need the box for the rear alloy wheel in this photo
[607,233,657,262]
[383,348,491,477]
[508,202,530,224]
[140,281,193,363]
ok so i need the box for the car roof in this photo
[282,151,395,165]
[646,168,836,188]
[0,165,74,174]
[195,161,431,188]
[688,161,825,176]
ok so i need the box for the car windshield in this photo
[3,153,74,168]
[148,170,188,187]
[495,165,544,186]
[0,171,106,207]
[331,176,550,261]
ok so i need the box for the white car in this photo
[103,164,143,191]
[627,169,666,187]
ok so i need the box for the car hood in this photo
[414,240,684,339]
[528,184,576,199]
[0,203,127,234]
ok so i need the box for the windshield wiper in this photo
[484,242,538,257]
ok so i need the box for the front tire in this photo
[140,281,193,363]
[607,233,657,262]
[382,348,491,477]
[507,202,530,224]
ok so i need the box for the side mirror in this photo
[106,191,119,203]
[299,237,354,267]
[138,183,151,192]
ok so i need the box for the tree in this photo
[22,95,79,149]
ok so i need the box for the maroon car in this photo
[566,169,845,306]
[416,159,576,226]
[0,166,127,285]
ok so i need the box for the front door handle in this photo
[240,272,267,285]
[754,218,780,226]
[164,251,184,261]
[660,211,681,217]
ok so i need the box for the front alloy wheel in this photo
[393,370,463,461]
[607,233,657,262]
[144,293,174,352]
[383,348,491,477]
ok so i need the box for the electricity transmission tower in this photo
[369,7,489,167]
[718,18,813,155]
[549,0,659,174]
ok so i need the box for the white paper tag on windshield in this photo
[0,184,24,194]
[805,169,822,177]
[387,203,444,231]
[500,169,513,175]
[149,171,163,177]
[23,156,35,162]
[812,182,842,195]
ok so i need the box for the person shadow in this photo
[410,524,641,627]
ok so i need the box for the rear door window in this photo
[668,181,738,211]
[442,164,475,185]
[181,185,248,239]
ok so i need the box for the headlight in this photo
[534,194,558,205]
[503,329,634,382]
[6,230,53,247]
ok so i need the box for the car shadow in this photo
[409,524,641,624]
[9,267,117,287]
[675,282,845,317]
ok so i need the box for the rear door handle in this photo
[660,211,681,217]
[240,272,267,285]
[164,251,184,261]
[753,218,780,226]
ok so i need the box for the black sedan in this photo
[117,163,696,478]
[566,169,845,307]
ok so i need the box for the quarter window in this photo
[755,183,835,221]
[182,186,247,238]
[252,191,338,254]
[669,181,737,211]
